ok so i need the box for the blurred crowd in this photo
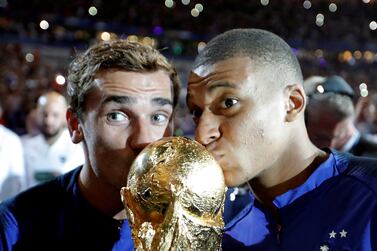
[0,43,66,135]
[305,75,377,157]
[1,1,377,55]
[0,0,377,49]
[2,0,377,202]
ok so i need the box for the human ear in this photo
[66,108,84,143]
[284,84,306,122]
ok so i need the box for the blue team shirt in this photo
[223,150,377,251]
[0,167,134,251]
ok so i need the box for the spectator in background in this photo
[0,101,25,201]
[305,75,377,157]
[20,108,40,143]
[305,75,354,148]
[354,96,374,134]
[0,39,180,250]
[22,91,85,188]
[364,93,377,135]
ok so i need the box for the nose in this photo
[129,118,162,153]
[43,114,54,126]
[195,111,220,146]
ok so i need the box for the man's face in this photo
[306,112,338,148]
[371,105,377,134]
[330,118,353,150]
[187,57,288,187]
[38,97,67,138]
[80,69,174,189]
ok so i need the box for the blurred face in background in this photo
[368,103,377,134]
[306,112,339,148]
[37,93,67,139]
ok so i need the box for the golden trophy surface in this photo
[120,136,226,251]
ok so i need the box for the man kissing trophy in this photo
[121,137,226,251]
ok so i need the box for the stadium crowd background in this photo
[1,0,377,136]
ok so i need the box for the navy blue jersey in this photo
[223,150,377,251]
[0,167,134,251]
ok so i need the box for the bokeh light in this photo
[88,6,98,16]
[316,85,325,93]
[55,75,66,85]
[369,21,377,30]
[195,3,203,12]
[260,0,269,6]
[100,32,111,41]
[165,0,174,8]
[303,0,311,9]
[359,83,368,91]
[360,89,369,97]
[25,53,34,63]
[39,20,49,30]
[329,3,337,12]
[191,8,199,17]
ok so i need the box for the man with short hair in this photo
[305,75,355,149]
[23,91,85,187]
[187,28,377,250]
[306,75,377,157]
[0,39,180,250]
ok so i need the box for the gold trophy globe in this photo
[121,136,226,251]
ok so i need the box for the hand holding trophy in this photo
[120,136,226,251]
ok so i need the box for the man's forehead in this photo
[191,64,215,79]
[38,97,67,110]
[188,56,254,88]
[192,56,252,75]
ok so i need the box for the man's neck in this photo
[44,129,63,145]
[248,144,328,218]
[78,165,125,218]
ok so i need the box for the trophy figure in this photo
[120,136,226,251]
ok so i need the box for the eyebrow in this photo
[103,95,136,105]
[103,95,172,107]
[207,81,238,93]
[151,97,173,107]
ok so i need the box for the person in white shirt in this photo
[23,91,85,188]
[0,104,25,201]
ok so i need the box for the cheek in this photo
[161,126,173,138]
[231,117,275,169]
[226,114,266,148]
[95,127,129,152]
[82,119,114,152]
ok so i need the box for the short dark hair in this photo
[193,28,303,87]
[306,93,355,122]
[67,39,180,118]
[305,75,355,122]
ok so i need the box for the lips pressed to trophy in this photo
[121,136,227,251]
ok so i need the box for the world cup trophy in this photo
[120,136,226,251]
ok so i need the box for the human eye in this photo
[190,108,202,125]
[221,97,239,109]
[151,113,169,125]
[106,111,129,124]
